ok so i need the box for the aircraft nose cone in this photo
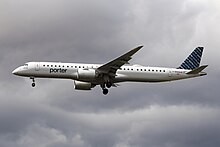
[12,68,20,75]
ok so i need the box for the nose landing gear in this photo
[30,77,35,87]
[32,83,35,87]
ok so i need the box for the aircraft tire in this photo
[106,82,112,88]
[103,88,108,95]
[32,83,35,87]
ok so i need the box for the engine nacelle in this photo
[77,69,96,80]
[73,80,93,90]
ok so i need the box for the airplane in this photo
[12,46,208,95]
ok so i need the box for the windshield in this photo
[23,63,28,69]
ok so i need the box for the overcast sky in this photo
[1,0,220,146]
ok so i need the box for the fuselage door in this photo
[35,62,40,71]
[168,70,172,77]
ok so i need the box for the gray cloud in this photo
[1,0,220,146]
[0,101,220,147]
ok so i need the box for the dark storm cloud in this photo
[0,0,133,62]
[1,0,220,146]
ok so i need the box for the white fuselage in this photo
[12,62,204,84]
[12,46,207,95]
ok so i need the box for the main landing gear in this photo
[101,82,112,95]
[30,77,35,87]
[103,88,108,95]
[106,82,112,88]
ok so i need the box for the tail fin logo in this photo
[178,47,204,70]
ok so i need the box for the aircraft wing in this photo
[97,45,143,77]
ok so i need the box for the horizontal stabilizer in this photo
[186,65,208,74]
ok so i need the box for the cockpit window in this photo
[23,63,28,69]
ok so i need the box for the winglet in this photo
[186,65,208,74]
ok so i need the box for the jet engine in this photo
[73,80,93,90]
[77,69,97,80]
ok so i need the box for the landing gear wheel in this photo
[106,82,112,88]
[103,88,108,95]
[30,77,35,88]
[32,83,35,87]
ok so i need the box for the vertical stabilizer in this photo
[178,47,204,70]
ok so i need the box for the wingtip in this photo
[138,45,144,49]
[134,45,143,51]
[127,45,144,54]
[203,64,208,68]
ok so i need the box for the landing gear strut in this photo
[106,82,112,88]
[100,74,112,95]
[30,77,35,87]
